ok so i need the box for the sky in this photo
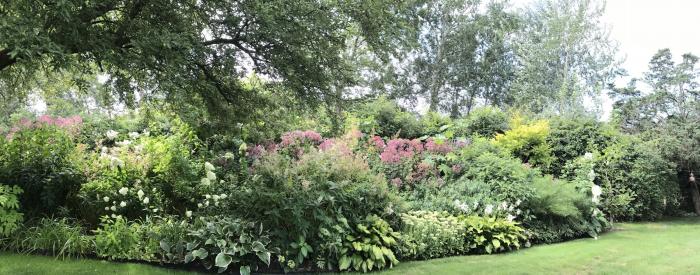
[603,0,700,78]
[510,0,700,119]
[601,0,700,119]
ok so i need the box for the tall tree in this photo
[612,49,700,214]
[400,0,518,117]
[0,0,411,124]
[512,0,620,115]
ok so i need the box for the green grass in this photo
[2,218,700,274]
[375,217,700,275]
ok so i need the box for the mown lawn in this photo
[2,218,700,275]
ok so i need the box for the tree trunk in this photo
[690,173,700,215]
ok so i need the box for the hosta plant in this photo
[184,217,276,275]
[338,215,399,273]
[460,215,527,254]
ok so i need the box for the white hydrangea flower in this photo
[111,214,118,218]
[205,162,215,171]
[116,140,132,147]
[101,146,109,153]
[128,132,140,139]
[206,171,216,181]
[143,197,149,204]
[484,204,494,215]
[197,203,203,208]
[103,196,110,202]
[153,208,158,213]
[137,189,145,198]
[104,207,110,211]
[120,201,127,207]
[220,194,228,199]
[584,152,594,160]
[212,195,220,201]
[506,214,516,222]
[110,206,117,211]
[185,211,193,218]
[200,178,210,186]
[105,130,119,140]
[591,184,602,203]
[110,157,125,169]
[118,187,129,195]
[205,194,211,199]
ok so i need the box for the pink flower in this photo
[391,178,403,188]
[318,139,335,151]
[37,115,54,124]
[370,136,386,150]
[379,139,423,164]
[246,145,266,159]
[279,130,323,148]
[425,138,453,154]
[451,164,463,174]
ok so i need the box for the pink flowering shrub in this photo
[277,130,323,159]
[424,138,453,154]
[5,115,83,139]
[380,139,423,164]
[279,130,323,148]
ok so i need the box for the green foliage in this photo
[597,136,681,220]
[183,217,274,274]
[398,211,465,259]
[546,116,613,176]
[338,215,399,272]
[4,218,92,258]
[0,184,23,237]
[527,176,591,220]
[226,143,402,270]
[455,106,509,138]
[460,216,527,254]
[458,152,537,203]
[93,216,144,260]
[493,118,554,169]
[0,0,413,126]
[419,112,453,137]
[353,97,423,138]
[0,126,83,217]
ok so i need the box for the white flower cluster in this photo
[197,193,228,208]
[200,162,217,185]
[591,184,602,203]
[105,130,119,140]
[454,199,523,222]
[99,184,159,219]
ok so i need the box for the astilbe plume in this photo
[6,115,83,139]
[369,135,386,150]
[279,130,323,148]
[424,138,453,154]
[380,138,423,164]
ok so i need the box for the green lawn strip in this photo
[3,218,700,275]
[368,217,700,275]
[0,253,203,275]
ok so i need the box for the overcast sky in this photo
[509,0,700,119]
[603,0,700,78]
[602,0,700,118]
